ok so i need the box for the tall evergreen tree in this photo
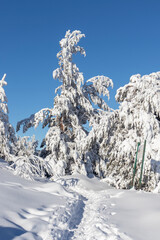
[17,30,113,177]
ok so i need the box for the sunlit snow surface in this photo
[0,159,160,240]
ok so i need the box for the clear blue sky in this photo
[0,0,160,143]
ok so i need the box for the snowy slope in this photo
[0,159,81,240]
[0,159,160,240]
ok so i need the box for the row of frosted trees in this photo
[1,30,160,191]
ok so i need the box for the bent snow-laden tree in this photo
[17,30,113,177]
[0,74,16,160]
[101,72,160,191]
[10,136,50,180]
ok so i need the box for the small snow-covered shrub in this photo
[10,155,49,180]
[9,136,50,180]
[13,135,38,157]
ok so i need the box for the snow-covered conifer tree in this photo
[0,74,16,160]
[17,30,113,177]
[101,72,160,191]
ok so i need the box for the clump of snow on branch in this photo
[16,108,53,133]
[83,76,113,111]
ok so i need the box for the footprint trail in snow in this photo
[56,176,132,240]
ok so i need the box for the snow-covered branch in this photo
[16,108,53,133]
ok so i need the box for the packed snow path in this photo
[56,176,132,240]
[70,189,131,240]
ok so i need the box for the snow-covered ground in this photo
[0,159,160,240]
